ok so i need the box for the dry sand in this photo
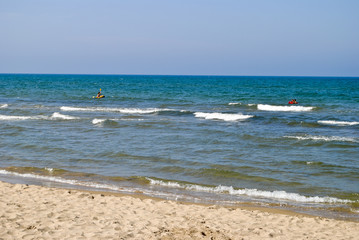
[0,181,358,239]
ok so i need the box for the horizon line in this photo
[0,72,358,78]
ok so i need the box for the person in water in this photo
[288,99,298,104]
[96,88,105,97]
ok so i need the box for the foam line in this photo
[0,115,46,121]
[61,106,171,114]
[0,113,79,121]
[194,112,254,121]
[0,169,354,205]
[51,112,80,120]
[0,169,121,192]
[147,178,353,204]
[92,119,107,125]
[284,135,358,143]
[318,120,359,126]
[257,104,314,112]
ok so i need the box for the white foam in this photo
[61,106,171,114]
[318,120,359,126]
[0,169,121,192]
[51,112,80,120]
[120,118,145,121]
[228,102,241,106]
[0,114,46,121]
[194,112,254,121]
[92,118,106,125]
[0,113,80,121]
[0,104,8,108]
[285,135,358,143]
[257,104,314,112]
[61,106,97,112]
[147,178,353,204]
[0,169,353,205]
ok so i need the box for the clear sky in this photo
[1,0,358,76]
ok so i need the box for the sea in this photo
[0,74,358,220]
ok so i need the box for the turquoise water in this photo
[0,74,358,219]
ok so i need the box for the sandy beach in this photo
[0,181,358,239]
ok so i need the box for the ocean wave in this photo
[0,114,46,121]
[91,118,121,128]
[0,170,179,199]
[0,169,122,192]
[284,135,358,143]
[228,102,241,106]
[194,112,254,121]
[0,113,80,121]
[60,106,171,114]
[0,104,8,108]
[45,167,54,172]
[92,118,107,125]
[147,178,352,204]
[120,118,145,121]
[51,112,80,120]
[318,120,359,126]
[257,104,314,112]
[0,169,355,206]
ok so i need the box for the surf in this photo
[146,178,353,204]
[318,120,359,126]
[60,106,173,114]
[0,114,46,121]
[257,104,315,112]
[194,112,254,121]
[284,135,358,143]
[50,112,80,120]
[0,113,80,121]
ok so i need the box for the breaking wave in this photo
[318,120,359,126]
[0,169,122,192]
[0,113,79,121]
[0,169,352,205]
[284,135,358,143]
[92,118,107,125]
[51,112,80,120]
[0,114,46,121]
[194,112,254,121]
[147,178,352,204]
[60,106,171,114]
[257,104,315,112]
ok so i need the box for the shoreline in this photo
[0,169,358,222]
[1,181,358,239]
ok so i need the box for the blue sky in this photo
[1,0,358,76]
